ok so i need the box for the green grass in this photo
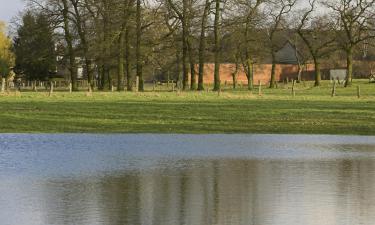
[0,80,374,135]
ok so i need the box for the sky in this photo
[0,0,25,24]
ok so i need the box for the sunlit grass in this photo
[0,80,374,134]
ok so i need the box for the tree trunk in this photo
[188,40,197,90]
[181,0,189,90]
[314,58,321,86]
[297,64,303,83]
[345,47,353,87]
[197,0,210,91]
[246,58,253,90]
[175,49,182,90]
[190,61,197,90]
[125,27,133,91]
[136,0,144,91]
[269,53,276,88]
[70,0,93,90]
[232,73,237,89]
[61,0,78,91]
[232,63,239,89]
[117,31,125,91]
[100,1,111,91]
[213,0,221,91]
[1,77,5,93]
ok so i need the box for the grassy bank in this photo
[0,80,374,134]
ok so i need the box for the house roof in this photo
[275,41,304,65]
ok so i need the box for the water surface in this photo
[1,134,375,225]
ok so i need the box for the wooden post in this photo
[153,80,156,92]
[292,79,296,97]
[167,71,170,88]
[111,84,114,92]
[136,76,139,92]
[331,80,336,97]
[357,85,361,98]
[49,81,54,96]
[218,87,221,96]
[69,82,72,93]
[258,80,262,96]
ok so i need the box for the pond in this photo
[1,134,375,225]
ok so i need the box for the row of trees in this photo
[13,0,375,92]
[0,22,14,83]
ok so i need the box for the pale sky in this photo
[0,0,25,24]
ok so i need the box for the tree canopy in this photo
[13,12,56,81]
[0,21,14,78]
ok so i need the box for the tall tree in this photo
[60,0,78,91]
[324,0,375,87]
[197,0,211,91]
[70,0,95,90]
[14,12,56,81]
[297,0,337,86]
[136,0,144,91]
[213,0,222,91]
[116,0,135,91]
[166,0,190,90]
[265,0,296,88]
[0,21,14,80]
[230,0,265,90]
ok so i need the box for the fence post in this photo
[69,82,72,93]
[292,79,296,97]
[49,81,54,96]
[258,80,262,96]
[357,85,361,98]
[331,80,336,97]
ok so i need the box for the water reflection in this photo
[6,159,373,225]
[1,135,375,225]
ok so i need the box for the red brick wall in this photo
[198,63,315,84]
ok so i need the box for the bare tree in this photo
[197,0,211,90]
[230,0,265,90]
[324,0,375,86]
[213,0,222,91]
[166,0,190,90]
[297,0,337,86]
[265,0,296,88]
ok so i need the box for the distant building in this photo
[56,56,94,80]
[274,41,305,65]
[194,40,320,85]
[330,69,347,81]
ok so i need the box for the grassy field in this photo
[0,80,374,135]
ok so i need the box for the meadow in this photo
[0,80,374,135]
